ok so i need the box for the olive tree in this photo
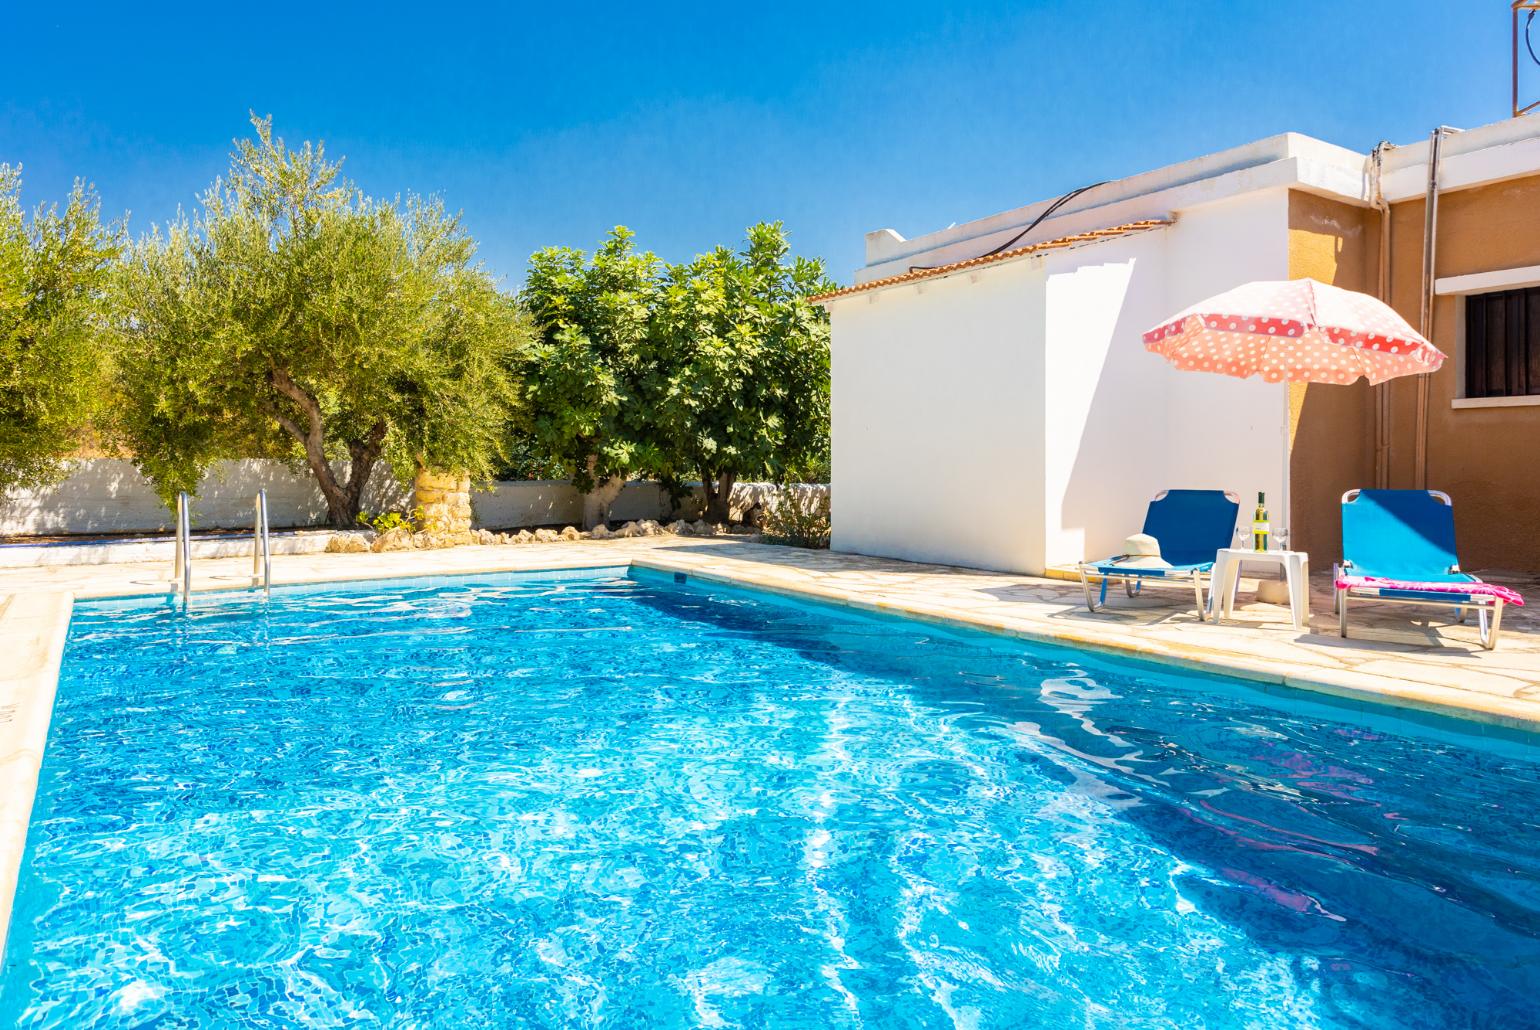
[641,222,832,523]
[517,228,658,528]
[112,117,526,527]
[0,167,119,491]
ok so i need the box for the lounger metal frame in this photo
[1334,489,1506,650]
[1079,561,1212,621]
[1077,489,1239,622]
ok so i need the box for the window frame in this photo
[1435,265,1540,410]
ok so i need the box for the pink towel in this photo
[1335,575,1525,607]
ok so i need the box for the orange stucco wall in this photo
[1288,176,1540,573]
[1286,192,1377,562]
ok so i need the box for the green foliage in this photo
[356,506,422,533]
[759,487,831,549]
[492,438,571,482]
[111,116,528,526]
[639,222,833,521]
[0,167,119,490]
[516,228,657,494]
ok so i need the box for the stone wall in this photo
[413,470,473,534]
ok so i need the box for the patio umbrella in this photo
[1142,278,1444,385]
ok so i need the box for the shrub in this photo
[760,487,830,549]
[357,507,423,534]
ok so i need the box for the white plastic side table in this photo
[1209,548,1310,630]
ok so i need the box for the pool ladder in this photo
[172,490,271,604]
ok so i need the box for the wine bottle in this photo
[1252,492,1270,552]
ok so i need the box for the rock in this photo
[560,526,582,541]
[495,532,512,544]
[514,530,534,544]
[589,524,614,540]
[371,527,417,553]
[326,532,371,554]
[532,528,559,543]
[412,531,452,550]
[451,531,479,547]
[475,529,498,546]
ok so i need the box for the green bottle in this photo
[1252,492,1270,552]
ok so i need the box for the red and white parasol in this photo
[1142,278,1445,385]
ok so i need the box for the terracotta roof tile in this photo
[809,219,1173,304]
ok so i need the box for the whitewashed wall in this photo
[0,461,693,537]
[471,481,675,529]
[1039,190,1289,567]
[1157,191,1290,540]
[827,188,1290,575]
[0,459,409,536]
[830,259,1047,572]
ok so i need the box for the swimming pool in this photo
[2,567,1538,1027]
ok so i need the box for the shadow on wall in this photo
[1056,254,1175,565]
[0,459,410,536]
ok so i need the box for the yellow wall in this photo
[1286,191,1377,561]
[1288,175,1540,572]
[1385,175,1540,572]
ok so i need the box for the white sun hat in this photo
[1112,533,1171,569]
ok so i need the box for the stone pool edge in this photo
[0,592,72,961]
[626,555,1540,736]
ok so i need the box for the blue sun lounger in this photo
[1078,489,1240,620]
[1335,489,1522,650]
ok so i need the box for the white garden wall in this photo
[0,459,409,536]
[471,481,675,529]
[0,461,684,537]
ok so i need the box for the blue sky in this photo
[0,2,1515,287]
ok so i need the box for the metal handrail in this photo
[173,491,191,604]
[253,490,271,594]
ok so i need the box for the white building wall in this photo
[830,260,1046,572]
[828,189,1292,575]
[1160,189,1291,545]
[1037,189,1291,567]
[1039,229,1173,566]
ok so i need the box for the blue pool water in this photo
[3,568,1539,1028]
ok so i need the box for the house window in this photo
[1464,285,1540,398]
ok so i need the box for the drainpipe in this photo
[1416,126,1459,491]
[1369,142,1393,489]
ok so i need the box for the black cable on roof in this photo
[908,180,1109,273]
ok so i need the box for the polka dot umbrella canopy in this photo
[1142,278,1445,385]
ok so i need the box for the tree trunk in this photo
[581,471,627,531]
[268,368,385,528]
[701,469,736,524]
